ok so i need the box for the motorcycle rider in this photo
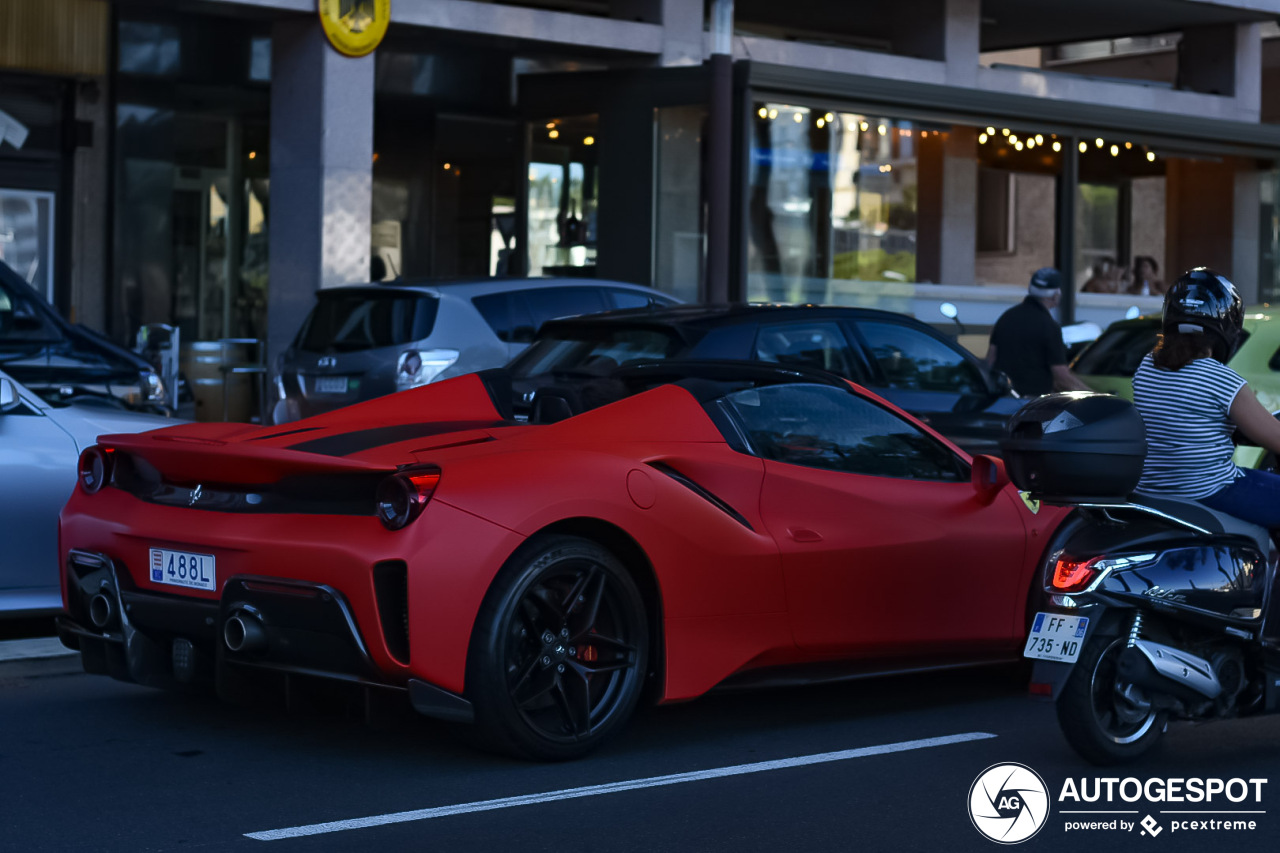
[1133,267,1280,527]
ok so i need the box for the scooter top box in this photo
[1001,392,1147,504]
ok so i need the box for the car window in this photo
[508,327,684,378]
[296,291,438,353]
[472,291,537,343]
[1072,324,1160,377]
[523,287,609,328]
[754,322,855,377]
[0,279,61,345]
[606,288,659,310]
[712,383,967,481]
[856,321,985,394]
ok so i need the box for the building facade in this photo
[3,0,1280,368]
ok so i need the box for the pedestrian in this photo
[1133,268,1280,527]
[984,267,1092,397]
[1125,255,1165,296]
[1082,257,1120,294]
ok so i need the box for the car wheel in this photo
[467,535,649,761]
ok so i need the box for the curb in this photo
[0,637,82,678]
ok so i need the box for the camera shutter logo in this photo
[968,763,1050,844]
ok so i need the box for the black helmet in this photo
[1162,267,1244,362]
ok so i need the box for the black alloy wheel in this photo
[468,535,649,760]
[1056,634,1165,765]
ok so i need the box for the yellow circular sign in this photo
[318,0,390,57]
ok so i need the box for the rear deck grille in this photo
[109,452,382,515]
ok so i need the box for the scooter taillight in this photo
[1051,556,1101,592]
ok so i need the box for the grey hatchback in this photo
[273,277,680,423]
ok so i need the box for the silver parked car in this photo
[0,369,174,617]
[272,277,681,423]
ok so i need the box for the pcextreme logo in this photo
[968,763,1050,844]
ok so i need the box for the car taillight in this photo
[375,467,440,530]
[78,446,114,494]
[1051,555,1101,592]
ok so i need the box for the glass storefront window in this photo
[747,102,919,305]
[114,107,268,343]
[527,115,598,278]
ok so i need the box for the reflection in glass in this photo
[118,22,181,76]
[527,115,598,277]
[0,190,55,302]
[748,104,918,305]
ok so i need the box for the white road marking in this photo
[246,731,996,841]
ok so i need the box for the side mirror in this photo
[971,454,1009,502]
[0,377,20,413]
[989,369,1014,397]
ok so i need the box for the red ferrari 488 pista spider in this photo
[58,362,1065,759]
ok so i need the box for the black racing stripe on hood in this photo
[288,420,510,457]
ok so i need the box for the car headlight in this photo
[395,349,459,390]
[141,371,166,403]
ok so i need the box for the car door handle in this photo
[788,527,823,543]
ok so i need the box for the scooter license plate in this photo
[1023,613,1089,663]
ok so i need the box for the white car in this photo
[0,369,175,617]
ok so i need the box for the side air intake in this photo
[373,560,410,664]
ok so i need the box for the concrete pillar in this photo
[1233,163,1262,302]
[266,18,374,363]
[916,124,977,286]
[613,0,702,66]
[943,0,980,88]
[890,0,978,84]
[940,126,978,285]
[1235,23,1263,122]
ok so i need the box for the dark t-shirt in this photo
[989,296,1067,397]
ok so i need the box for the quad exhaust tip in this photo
[88,593,113,629]
[223,612,267,653]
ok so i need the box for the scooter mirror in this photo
[939,302,959,320]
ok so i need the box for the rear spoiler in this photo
[96,370,514,484]
[96,431,393,485]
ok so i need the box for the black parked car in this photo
[0,260,168,412]
[507,304,1020,457]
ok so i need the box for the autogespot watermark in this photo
[968,765,1268,843]
[969,763,1051,844]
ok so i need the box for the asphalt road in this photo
[5,660,1279,853]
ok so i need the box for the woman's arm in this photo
[1229,384,1280,455]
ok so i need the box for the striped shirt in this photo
[1132,354,1247,499]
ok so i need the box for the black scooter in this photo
[1005,393,1280,765]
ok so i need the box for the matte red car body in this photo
[59,371,1066,707]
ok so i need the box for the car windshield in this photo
[509,327,685,378]
[295,290,440,353]
[1072,324,1160,377]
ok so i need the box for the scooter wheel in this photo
[1056,633,1166,765]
